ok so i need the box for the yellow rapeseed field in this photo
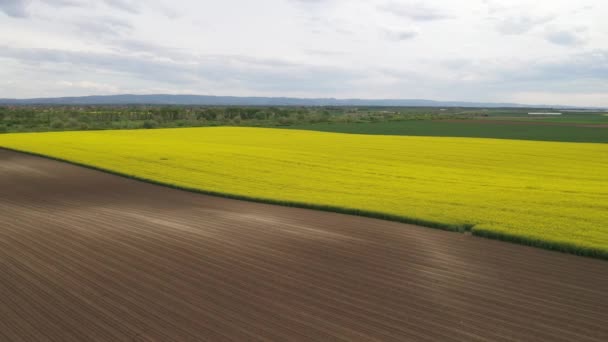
[1,127,607,256]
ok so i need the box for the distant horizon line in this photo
[0,94,605,109]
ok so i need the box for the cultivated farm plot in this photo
[288,119,608,143]
[1,149,608,341]
[1,127,607,256]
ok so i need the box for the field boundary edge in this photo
[1,146,606,260]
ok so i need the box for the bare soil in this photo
[1,148,607,341]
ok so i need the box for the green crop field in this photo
[1,127,607,257]
[484,113,608,124]
[289,120,608,143]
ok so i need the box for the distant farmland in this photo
[1,127,607,257]
[288,120,608,143]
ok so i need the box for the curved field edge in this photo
[2,146,606,260]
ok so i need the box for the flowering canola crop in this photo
[1,127,607,257]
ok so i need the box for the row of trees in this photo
[0,105,478,133]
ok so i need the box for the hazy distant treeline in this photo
[0,106,478,133]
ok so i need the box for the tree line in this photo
[0,105,479,133]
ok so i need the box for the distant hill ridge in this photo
[0,94,591,109]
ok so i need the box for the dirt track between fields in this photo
[1,148,607,341]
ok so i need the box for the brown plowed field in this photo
[1,148,607,342]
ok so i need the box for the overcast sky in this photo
[0,0,606,106]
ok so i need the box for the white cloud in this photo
[494,15,554,35]
[378,1,450,21]
[0,0,30,17]
[57,80,121,93]
[383,27,418,41]
[101,0,140,14]
[545,28,587,46]
[0,0,607,106]
[510,91,608,107]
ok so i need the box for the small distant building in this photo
[528,112,562,115]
